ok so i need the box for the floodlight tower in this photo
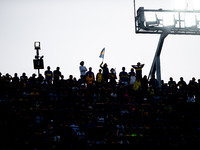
[134,2,200,88]
[33,41,44,76]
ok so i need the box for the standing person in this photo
[119,67,129,86]
[133,77,142,101]
[132,62,145,79]
[109,68,117,88]
[100,61,109,84]
[12,73,20,85]
[53,67,62,84]
[44,66,53,84]
[129,68,136,86]
[149,75,158,90]
[168,77,177,90]
[79,61,87,83]
[86,67,95,87]
[188,77,198,98]
[20,72,28,83]
[96,69,103,86]
[177,77,187,92]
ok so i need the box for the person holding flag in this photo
[99,48,109,84]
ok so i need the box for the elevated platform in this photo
[134,7,200,88]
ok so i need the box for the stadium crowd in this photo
[0,62,200,149]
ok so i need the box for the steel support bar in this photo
[148,29,169,88]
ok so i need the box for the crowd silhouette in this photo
[0,62,200,149]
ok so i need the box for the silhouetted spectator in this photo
[132,62,145,79]
[53,67,62,84]
[96,69,103,86]
[177,77,187,92]
[86,67,95,87]
[133,77,142,101]
[109,68,117,88]
[12,73,19,85]
[79,61,87,83]
[100,61,109,84]
[133,78,142,92]
[119,67,128,86]
[28,73,37,86]
[168,77,177,90]
[44,66,53,84]
[188,77,198,98]
[128,68,136,86]
[66,75,74,87]
[149,75,158,90]
[20,72,28,82]
[141,75,149,98]
[78,75,86,87]
[37,73,44,84]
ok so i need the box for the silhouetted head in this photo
[80,61,84,66]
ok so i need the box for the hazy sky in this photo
[1,0,200,83]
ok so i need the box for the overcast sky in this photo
[1,0,200,83]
